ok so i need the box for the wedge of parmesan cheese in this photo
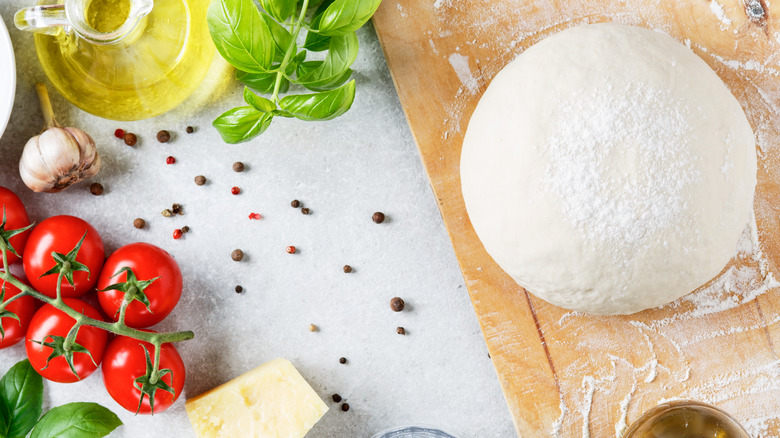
[186,358,328,438]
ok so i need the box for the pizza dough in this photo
[460,23,757,315]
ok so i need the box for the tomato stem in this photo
[0,247,194,354]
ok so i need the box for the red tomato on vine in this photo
[23,215,104,298]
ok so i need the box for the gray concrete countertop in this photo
[0,2,515,437]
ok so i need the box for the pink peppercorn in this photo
[248,213,262,220]
[114,129,125,139]
[166,156,176,165]
[173,229,183,239]
[231,186,241,195]
[286,246,296,254]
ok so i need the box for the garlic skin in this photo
[19,127,101,193]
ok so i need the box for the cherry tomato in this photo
[0,276,37,349]
[97,243,182,328]
[0,187,31,265]
[26,298,108,383]
[102,334,185,414]
[23,216,104,298]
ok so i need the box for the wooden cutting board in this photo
[372,0,780,436]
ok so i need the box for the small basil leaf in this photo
[213,107,274,144]
[208,0,274,73]
[296,33,358,88]
[259,0,298,22]
[237,70,288,95]
[244,88,277,112]
[279,79,356,121]
[30,402,121,438]
[303,15,330,52]
[260,13,294,62]
[318,0,381,36]
[301,68,353,92]
[0,360,42,438]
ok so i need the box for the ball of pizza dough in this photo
[460,23,757,315]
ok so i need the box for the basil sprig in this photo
[0,360,121,438]
[208,0,382,143]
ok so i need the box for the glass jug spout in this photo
[15,0,154,43]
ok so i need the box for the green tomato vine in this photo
[0,212,193,413]
[208,0,382,143]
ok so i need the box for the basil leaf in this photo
[318,0,382,36]
[30,402,121,438]
[208,0,274,73]
[0,360,43,438]
[279,79,356,121]
[303,15,330,52]
[213,107,274,143]
[260,13,294,62]
[237,69,289,94]
[296,33,357,89]
[244,88,277,112]
[259,0,298,22]
[296,63,352,92]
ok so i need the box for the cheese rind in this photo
[186,358,328,438]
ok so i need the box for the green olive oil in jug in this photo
[15,0,215,121]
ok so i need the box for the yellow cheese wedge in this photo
[186,358,328,438]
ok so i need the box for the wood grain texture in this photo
[372,0,780,436]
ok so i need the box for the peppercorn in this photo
[339,357,347,364]
[194,175,206,186]
[372,212,385,224]
[114,129,125,139]
[390,297,405,312]
[341,403,350,412]
[181,226,190,234]
[162,209,173,217]
[89,182,103,196]
[343,265,352,273]
[233,161,244,172]
[235,285,243,293]
[231,249,244,261]
[173,229,183,239]
[309,324,318,332]
[231,186,241,195]
[133,218,145,229]
[124,133,137,146]
[157,130,171,143]
[286,246,296,254]
[166,156,176,165]
[332,394,342,403]
[291,199,301,208]
[397,327,406,335]
[301,207,310,215]
[186,126,194,134]
[172,203,183,215]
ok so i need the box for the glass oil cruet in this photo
[15,0,215,121]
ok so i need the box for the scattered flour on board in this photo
[550,399,567,437]
[708,1,732,28]
[447,53,479,94]
[614,381,637,438]
[581,377,596,438]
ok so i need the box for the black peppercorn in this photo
[396,327,406,335]
[157,130,171,143]
[291,199,300,208]
[124,133,137,146]
[233,161,245,172]
[89,182,103,196]
[332,394,342,403]
[186,126,194,134]
[133,218,145,229]
[172,203,183,215]
[194,175,206,186]
[231,249,244,261]
[343,265,352,273]
[390,297,405,312]
[301,207,310,215]
[339,357,347,364]
[341,403,350,412]
[372,212,385,223]
[235,285,243,293]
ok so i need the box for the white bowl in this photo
[0,18,15,140]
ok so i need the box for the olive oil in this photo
[32,0,216,121]
[624,401,749,438]
[86,0,130,33]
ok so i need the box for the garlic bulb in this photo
[19,84,101,193]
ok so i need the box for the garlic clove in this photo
[20,84,101,193]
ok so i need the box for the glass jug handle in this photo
[14,5,69,35]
